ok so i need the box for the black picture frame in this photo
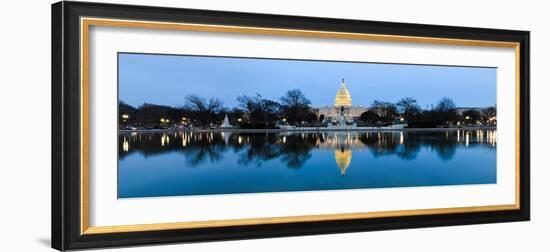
[52,1,530,251]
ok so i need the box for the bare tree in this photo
[237,94,280,126]
[185,94,224,127]
[280,89,312,125]
[237,94,260,119]
[434,97,458,126]
[396,97,421,122]
[370,100,398,124]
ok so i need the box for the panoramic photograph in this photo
[117,53,497,199]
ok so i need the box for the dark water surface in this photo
[118,130,496,198]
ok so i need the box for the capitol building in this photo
[314,79,368,124]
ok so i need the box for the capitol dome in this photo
[335,79,352,107]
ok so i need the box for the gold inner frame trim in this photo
[80,17,522,235]
[84,204,517,234]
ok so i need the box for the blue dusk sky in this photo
[119,53,496,109]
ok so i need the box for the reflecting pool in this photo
[118,130,497,198]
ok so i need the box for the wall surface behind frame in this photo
[0,0,547,251]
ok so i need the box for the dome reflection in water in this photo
[118,130,496,198]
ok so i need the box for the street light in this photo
[122,114,129,119]
[160,118,165,123]
[238,118,242,122]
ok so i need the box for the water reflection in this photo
[335,148,352,176]
[119,129,497,198]
[119,130,496,171]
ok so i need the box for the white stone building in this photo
[314,79,368,123]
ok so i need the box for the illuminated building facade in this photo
[315,79,368,123]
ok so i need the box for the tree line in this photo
[120,89,315,129]
[119,89,496,129]
[361,97,496,128]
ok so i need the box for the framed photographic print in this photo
[52,1,530,250]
